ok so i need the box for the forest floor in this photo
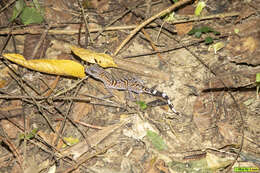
[0,0,260,172]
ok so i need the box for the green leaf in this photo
[195,1,206,16]
[10,0,25,22]
[136,101,147,110]
[200,26,212,33]
[213,30,220,35]
[188,28,198,35]
[256,73,260,83]
[19,128,38,140]
[234,28,239,34]
[164,12,176,22]
[146,130,167,151]
[20,7,44,25]
[189,26,220,35]
[195,31,202,38]
[205,36,213,44]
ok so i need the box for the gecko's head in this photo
[85,64,103,77]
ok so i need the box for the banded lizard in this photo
[85,64,179,114]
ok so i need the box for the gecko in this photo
[85,64,179,114]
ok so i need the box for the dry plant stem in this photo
[54,81,89,151]
[53,77,87,98]
[113,0,193,56]
[0,25,142,35]
[64,143,116,173]
[93,1,146,40]
[31,25,50,58]
[27,139,77,167]
[0,94,91,101]
[76,0,92,45]
[124,1,176,37]
[74,120,103,130]
[168,11,240,25]
[141,28,164,60]
[0,136,23,168]
[3,117,76,166]
[114,57,170,81]
[43,76,60,97]
[0,11,239,36]
[93,7,131,40]
[8,72,68,145]
[122,34,229,58]
[0,0,16,13]
[56,118,103,130]
[0,95,117,104]
[145,0,152,18]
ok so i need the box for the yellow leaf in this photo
[70,45,117,68]
[62,136,79,148]
[3,53,86,78]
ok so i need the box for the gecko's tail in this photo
[145,88,179,114]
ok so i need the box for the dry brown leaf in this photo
[61,120,127,159]
[0,80,8,88]
[1,119,22,138]
[3,53,85,78]
[0,66,16,89]
[72,102,93,121]
[144,157,160,173]
[70,45,117,68]
[175,22,193,35]
[175,5,194,35]
[44,0,74,23]
[193,95,213,134]
[226,23,260,65]
[89,0,110,13]
[0,100,23,138]
[37,121,63,149]
[217,121,239,143]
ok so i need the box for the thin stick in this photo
[0,25,141,35]
[0,0,16,13]
[113,0,192,55]
[0,11,239,36]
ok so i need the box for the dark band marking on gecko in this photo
[85,64,179,114]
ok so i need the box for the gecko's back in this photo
[85,64,179,114]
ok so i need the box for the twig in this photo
[93,1,146,40]
[0,25,144,35]
[8,72,69,146]
[167,11,240,25]
[31,25,51,58]
[64,143,116,173]
[141,28,164,60]
[0,136,23,169]
[55,118,104,130]
[93,8,131,40]
[0,0,16,14]
[121,34,229,58]
[53,77,87,98]
[76,0,92,46]
[113,0,193,55]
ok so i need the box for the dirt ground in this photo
[0,0,260,172]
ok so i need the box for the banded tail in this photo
[145,88,179,115]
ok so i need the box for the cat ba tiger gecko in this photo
[85,64,179,115]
